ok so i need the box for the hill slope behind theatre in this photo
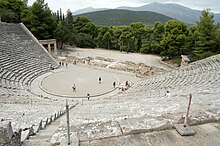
[74,3,220,25]
[117,2,220,25]
[74,7,108,15]
[75,9,172,26]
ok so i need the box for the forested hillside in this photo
[75,9,172,26]
[75,2,220,25]
[118,2,220,25]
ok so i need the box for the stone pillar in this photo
[54,41,57,55]
[48,43,51,54]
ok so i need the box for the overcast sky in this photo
[28,0,220,13]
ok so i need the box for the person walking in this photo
[72,84,76,92]
[125,81,129,87]
[87,93,90,100]
[113,82,116,88]
[99,77,102,84]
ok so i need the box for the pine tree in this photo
[194,9,217,58]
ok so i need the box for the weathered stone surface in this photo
[118,116,172,135]
[29,125,35,136]
[59,132,79,146]
[21,129,30,142]
[50,132,62,146]
[42,121,47,129]
[11,129,22,146]
[174,124,196,136]
[70,120,122,141]
[39,120,43,130]
[70,132,79,146]
[189,110,218,125]
[0,126,9,145]
[33,122,41,134]
[0,122,14,145]
[81,123,220,146]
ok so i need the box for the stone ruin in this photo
[181,55,190,67]
[0,122,21,146]
[65,56,163,77]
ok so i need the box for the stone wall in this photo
[0,104,77,145]
[0,122,21,146]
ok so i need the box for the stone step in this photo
[22,121,61,146]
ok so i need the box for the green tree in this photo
[214,27,220,53]
[102,31,112,49]
[161,19,187,58]
[119,26,134,52]
[81,22,96,38]
[94,26,109,48]
[21,0,56,39]
[112,26,123,50]
[73,16,90,33]
[150,22,164,54]
[140,26,152,53]
[65,9,74,30]
[53,21,68,49]
[0,0,27,22]
[73,16,96,48]
[130,22,145,52]
[194,9,218,58]
[184,26,197,55]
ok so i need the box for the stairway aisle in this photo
[22,117,62,146]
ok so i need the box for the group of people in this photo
[59,61,68,67]
[71,77,135,100]
[113,80,129,89]
[72,84,90,100]
[71,77,103,101]
[49,64,54,70]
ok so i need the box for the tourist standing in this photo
[164,91,171,101]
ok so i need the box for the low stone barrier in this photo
[0,103,77,145]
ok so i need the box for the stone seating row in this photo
[0,41,55,68]
[124,54,220,98]
[0,106,67,145]
[0,22,58,96]
[0,22,32,40]
[0,96,78,145]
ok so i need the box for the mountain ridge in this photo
[74,7,109,15]
[74,2,220,24]
[75,9,172,26]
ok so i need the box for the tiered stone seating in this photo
[0,22,58,96]
[121,54,220,100]
[53,55,220,144]
[0,94,77,145]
